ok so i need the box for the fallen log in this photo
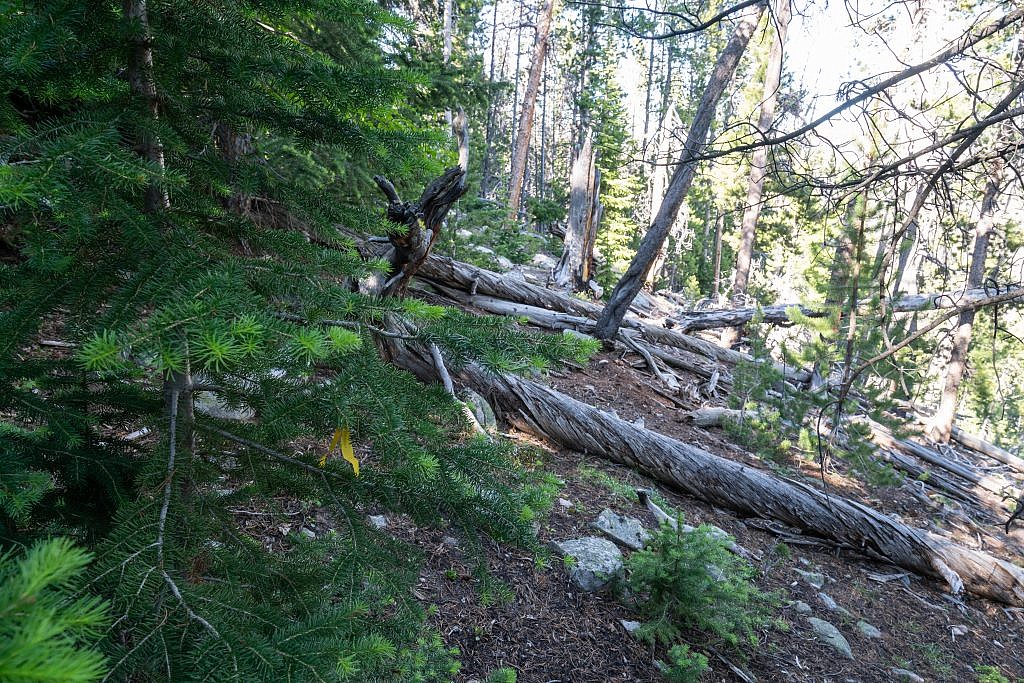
[667,285,1024,332]
[690,407,1014,520]
[951,427,1024,475]
[419,262,808,384]
[387,339,1024,605]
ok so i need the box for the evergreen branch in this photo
[200,425,346,481]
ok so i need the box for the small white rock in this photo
[367,515,389,529]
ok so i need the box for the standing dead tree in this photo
[507,0,558,219]
[369,110,469,297]
[722,0,791,347]
[551,131,602,293]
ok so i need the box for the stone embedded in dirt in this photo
[299,527,316,539]
[806,617,853,659]
[549,537,624,592]
[558,498,573,509]
[793,601,812,615]
[442,535,459,548]
[890,668,924,682]
[620,619,642,634]
[856,620,882,639]
[950,624,969,638]
[817,592,852,617]
[531,253,557,269]
[795,569,826,589]
[592,508,651,550]
[367,515,388,529]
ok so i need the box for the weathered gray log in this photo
[951,426,1024,475]
[402,360,1023,606]
[667,285,1024,333]
[418,255,809,384]
[691,407,1011,518]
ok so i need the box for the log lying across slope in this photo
[443,363,1024,606]
[388,336,1024,606]
[665,285,1024,332]
[418,254,809,383]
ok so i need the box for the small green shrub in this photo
[659,644,709,683]
[624,519,776,650]
[484,667,518,683]
[975,665,1010,683]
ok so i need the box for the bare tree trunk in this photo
[712,210,724,300]
[124,0,196,473]
[552,132,598,289]
[479,0,501,198]
[442,0,453,126]
[928,163,1005,442]
[507,0,557,219]
[721,0,791,346]
[594,1,766,340]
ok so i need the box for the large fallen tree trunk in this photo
[951,427,1024,475]
[417,255,810,384]
[388,339,1024,605]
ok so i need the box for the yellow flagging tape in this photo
[323,426,359,476]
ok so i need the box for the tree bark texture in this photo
[594,0,766,340]
[552,132,601,290]
[507,0,557,219]
[387,337,1024,606]
[722,0,791,345]
[928,166,1005,442]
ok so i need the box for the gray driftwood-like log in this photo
[382,329,1024,604]
[370,110,469,297]
[950,427,1024,475]
[417,254,809,384]
[385,332,1024,604]
[667,285,1024,333]
[690,407,1014,519]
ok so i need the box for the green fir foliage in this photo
[0,0,593,680]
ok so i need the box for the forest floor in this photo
[390,347,1024,683]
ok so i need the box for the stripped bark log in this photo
[951,427,1024,474]
[425,362,1024,604]
[417,254,809,383]
[385,332,1024,604]
[691,407,1015,519]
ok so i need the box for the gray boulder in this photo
[795,569,826,589]
[807,617,853,659]
[592,509,651,550]
[856,620,882,639]
[550,537,623,592]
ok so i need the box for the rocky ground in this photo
[378,349,1024,683]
